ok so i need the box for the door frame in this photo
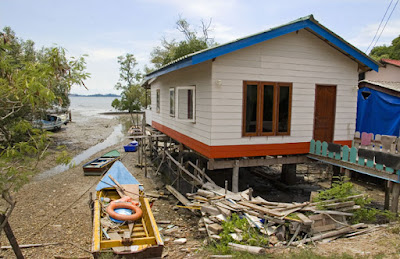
[313,84,337,142]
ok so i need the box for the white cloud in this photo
[148,0,240,18]
[212,23,237,43]
[349,19,400,52]
[83,47,127,61]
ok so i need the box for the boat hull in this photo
[91,162,163,258]
[83,150,121,176]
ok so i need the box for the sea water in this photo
[69,96,120,119]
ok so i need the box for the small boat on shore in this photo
[91,161,163,258]
[83,150,121,176]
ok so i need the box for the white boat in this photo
[33,115,64,131]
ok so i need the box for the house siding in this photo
[365,64,400,82]
[151,61,212,146]
[210,29,358,146]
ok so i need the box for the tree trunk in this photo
[0,214,24,258]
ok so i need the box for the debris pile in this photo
[168,182,385,251]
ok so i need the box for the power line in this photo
[365,0,394,53]
[371,0,399,51]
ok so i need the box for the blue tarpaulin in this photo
[356,87,400,136]
[95,161,143,191]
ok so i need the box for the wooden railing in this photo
[353,131,399,154]
[309,139,400,183]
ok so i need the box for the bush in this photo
[315,178,396,224]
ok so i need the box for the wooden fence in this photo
[309,139,400,183]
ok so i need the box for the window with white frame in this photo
[156,89,160,113]
[176,86,195,122]
[169,88,175,116]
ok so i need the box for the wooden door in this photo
[313,85,336,143]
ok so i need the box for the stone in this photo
[173,238,187,245]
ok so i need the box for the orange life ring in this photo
[106,199,142,221]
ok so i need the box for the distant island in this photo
[69,93,121,97]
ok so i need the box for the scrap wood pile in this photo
[169,182,384,251]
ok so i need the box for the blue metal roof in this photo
[144,15,379,83]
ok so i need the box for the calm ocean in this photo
[69,96,120,117]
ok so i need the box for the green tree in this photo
[370,35,400,60]
[112,53,147,112]
[0,27,89,254]
[150,17,216,68]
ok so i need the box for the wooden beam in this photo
[207,155,310,170]
[187,161,215,185]
[232,160,239,193]
[165,185,196,213]
[165,152,204,186]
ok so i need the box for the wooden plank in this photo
[310,139,315,154]
[165,185,196,213]
[188,161,215,184]
[315,141,322,155]
[313,223,338,233]
[238,201,283,217]
[100,237,156,249]
[107,232,126,253]
[291,223,365,246]
[323,201,355,209]
[165,152,204,186]
[342,145,349,162]
[349,147,357,163]
[296,213,313,225]
[322,142,328,157]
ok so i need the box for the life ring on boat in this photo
[106,196,142,221]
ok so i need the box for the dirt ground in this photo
[1,111,400,258]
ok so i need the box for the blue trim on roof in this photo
[305,21,379,72]
[144,17,378,81]
[146,58,193,81]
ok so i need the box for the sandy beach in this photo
[0,110,202,258]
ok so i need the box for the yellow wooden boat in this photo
[91,161,163,258]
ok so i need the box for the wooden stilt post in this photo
[138,139,141,166]
[0,214,24,259]
[385,181,392,210]
[144,137,148,178]
[232,160,239,193]
[391,183,400,214]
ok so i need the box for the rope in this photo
[31,178,99,238]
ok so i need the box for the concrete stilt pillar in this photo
[390,182,400,214]
[281,164,297,185]
[232,160,239,193]
[344,168,352,180]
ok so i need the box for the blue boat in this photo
[83,150,121,176]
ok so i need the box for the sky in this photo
[1,0,400,95]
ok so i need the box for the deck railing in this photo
[309,138,400,182]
